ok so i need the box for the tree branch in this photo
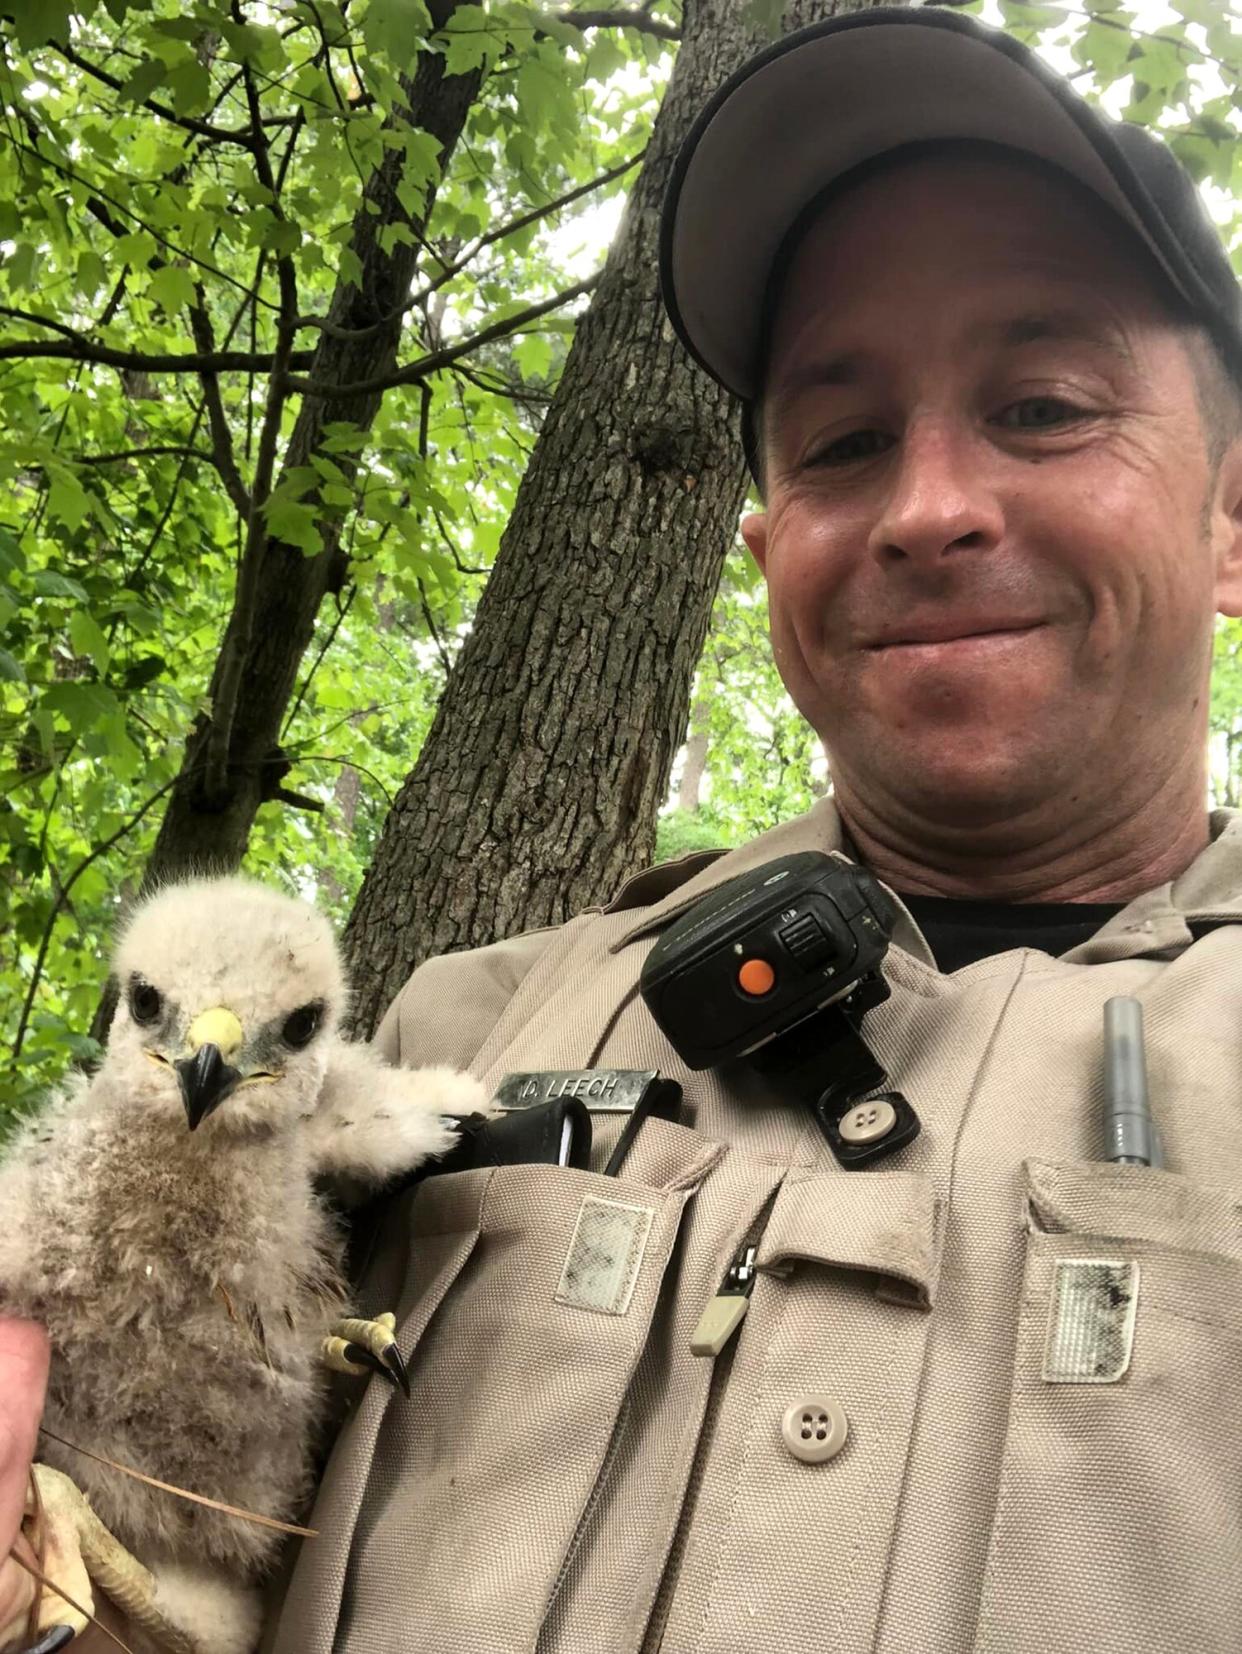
[76,444,214,466]
[553,7,681,39]
[417,576,453,674]
[188,288,252,518]
[54,42,263,146]
[205,28,302,801]
[297,149,642,345]
[0,304,91,343]
[0,338,316,373]
[284,272,599,399]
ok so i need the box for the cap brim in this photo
[661,7,1190,401]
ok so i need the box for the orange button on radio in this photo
[737,958,776,997]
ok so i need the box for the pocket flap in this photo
[1025,1158,1242,1262]
[755,1170,940,1308]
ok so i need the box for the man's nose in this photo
[866,417,1004,565]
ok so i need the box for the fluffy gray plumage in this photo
[0,878,482,1653]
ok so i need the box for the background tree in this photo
[1,0,1240,1112]
[0,0,676,1102]
[342,0,886,1033]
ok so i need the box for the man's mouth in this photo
[866,620,1046,651]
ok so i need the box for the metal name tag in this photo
[493,1069,658,1114]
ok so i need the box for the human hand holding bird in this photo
[0,879,485,1654]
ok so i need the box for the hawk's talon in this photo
[27,1629,77,1654]
[321,1311,410,1397]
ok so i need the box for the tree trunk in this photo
[140,2,483,890]
[344,0,894,1034]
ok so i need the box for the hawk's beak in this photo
[176,1007,244,1131]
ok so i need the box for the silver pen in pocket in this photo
[1101,996,1161,1168]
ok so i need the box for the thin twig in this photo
[9,777,178,1067]
[416,576,452,674]
[283,585,357,739]
[284,273,600,399]
[53,41,265,145]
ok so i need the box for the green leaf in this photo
[5,243,39,293]
[147,265,197,315]
[220,20,287,72]
[41,681,120,734]
[1074,18,1136,83]
[320,423,370,454]
[0,648,24,683]
[76,249,108,298]
[362,0,433,62]
[33,570,89,602]
[997,0,1065,26]
[7,0,74,46]
[264,496,324,556]
[121,654,167,691]
[337,246,364,288]
[0,530,26,578]
[149,17,205,42]
[260,218,302,258]
[439,5,501,75]
[69,610,111,674]
[121,57,170,105]
[162,59,213,116]
[46,473,93,532]
[513,331,552,381]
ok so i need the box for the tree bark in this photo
[139,1,483,890]
[344,0,895,1034]
[676,696,710,813]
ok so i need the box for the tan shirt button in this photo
[838,1098,897,1144]
[781,1397,848,1464]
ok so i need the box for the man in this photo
[6,7,1242,1652]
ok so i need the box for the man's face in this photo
[742,156,1242,834]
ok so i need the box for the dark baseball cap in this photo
[659,5,1242,408]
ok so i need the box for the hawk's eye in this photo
[282,1001,324,1050]
[129,979,163,1025]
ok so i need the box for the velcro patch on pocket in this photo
[1042,1258,1140,1384]
[555,1195,655,1316]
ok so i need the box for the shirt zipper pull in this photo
[690,1243,759,1357]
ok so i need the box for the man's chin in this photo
[831,731,1067,832]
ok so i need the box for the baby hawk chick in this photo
[0,877,483,1654]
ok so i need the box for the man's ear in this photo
[740,512,769,576]
[1212,437,1242,617]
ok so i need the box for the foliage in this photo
[0,0,674,1114]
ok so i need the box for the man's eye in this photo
[996,396,1082,430]
[807,429,894,467]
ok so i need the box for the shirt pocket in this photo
[334,1118,725,1654]
[973,1158,1242,1654]
[657,1171,941,1654]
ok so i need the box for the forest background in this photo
[0,0,1239,1119]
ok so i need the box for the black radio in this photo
[640,851,919,1168]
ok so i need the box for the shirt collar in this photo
[607,801,1242,967]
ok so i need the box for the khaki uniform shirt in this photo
[270,798,1242,1654]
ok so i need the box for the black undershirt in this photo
[896,894,1125,974]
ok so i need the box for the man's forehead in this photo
[763,156,1171,386]
[770,307,1140,401]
